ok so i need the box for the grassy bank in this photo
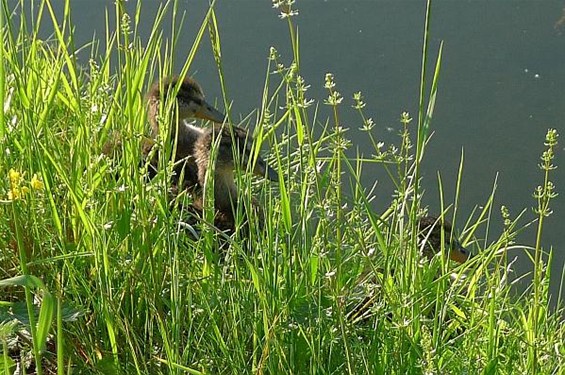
[1,0,563,374]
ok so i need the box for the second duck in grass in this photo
[418,215,471,263]
[185,124,278,234]
[347,215,471,323]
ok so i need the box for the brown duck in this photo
[418,215,470,263]
[187,124,278,233]
[347,215,471,323]
[145,76,277,234]
[144,75,225,187]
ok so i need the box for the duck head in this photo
[146,75,225,138]
[418,216,471,264]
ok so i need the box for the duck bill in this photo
[195,101,225,123]
[253,157,279,182]
[449,240,471,264]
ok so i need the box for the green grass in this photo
[1,0,563,374]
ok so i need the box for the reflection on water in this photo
[555,5,565,31]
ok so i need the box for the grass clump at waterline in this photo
[0,0,563,374]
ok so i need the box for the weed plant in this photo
[0,0,563,374]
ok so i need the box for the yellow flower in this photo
[31,173,44,190]
[9,168,21,186]
[8,186,29,200]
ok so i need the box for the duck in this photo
[184,124,278,234]
[418,215,470,264]
[143,75,225,187]
[105,75,277,236]
[145,76,277,235]
[347,215,471,323]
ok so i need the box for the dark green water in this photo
[11,0,565,302]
